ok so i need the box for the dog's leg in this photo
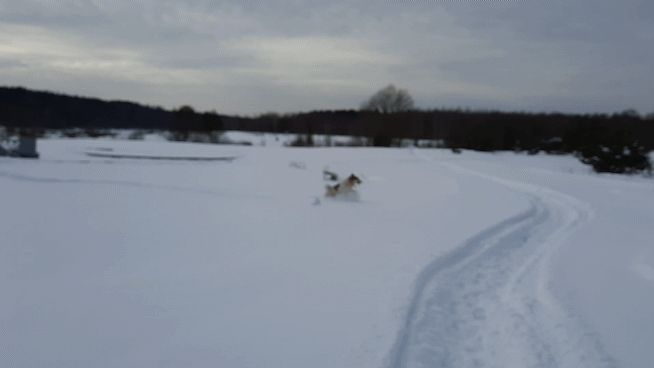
[325,185,336,197]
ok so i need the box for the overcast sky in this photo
[1,1,652,116]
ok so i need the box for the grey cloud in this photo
[474,3,648,46]
[0,1,652,115]
[162,56,250,70]
[0,58,27,69]
[0,2,112,31]
[1,1,220,45]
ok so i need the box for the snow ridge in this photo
[386,162,616,368]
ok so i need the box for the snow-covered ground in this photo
[1,136,652,367]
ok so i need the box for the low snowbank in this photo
[448,152,654,368]
[2,139,652,367]
[1,139,529,367]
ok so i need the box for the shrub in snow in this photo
[541,137,566,154]
[334,136,370,147]
[164,130,224,144]
[128,130,145,140]
[372,134,392,147]
[287,133,314,147]
[577,142,652,175]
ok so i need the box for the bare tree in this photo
[360,84,414,113]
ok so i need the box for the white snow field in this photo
[1,136,653,368]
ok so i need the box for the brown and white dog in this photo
[325,174,362,197]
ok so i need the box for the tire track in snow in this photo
[0,170,271,199]
[386,162,617,368]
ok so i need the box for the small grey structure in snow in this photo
[0,137,39,158]
[16,137,39,158]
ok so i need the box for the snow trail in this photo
[386,162,617,368]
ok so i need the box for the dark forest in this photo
[2,86,653,157]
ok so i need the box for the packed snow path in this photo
[387,163,617,368]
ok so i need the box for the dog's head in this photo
[347,174,362,186]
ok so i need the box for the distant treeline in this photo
[235,109,654,152]
[0,86,175,130]
[2,86,653,153]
